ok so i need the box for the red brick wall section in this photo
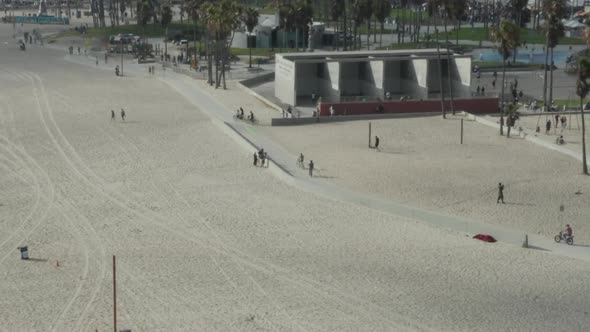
[318,98,499,116]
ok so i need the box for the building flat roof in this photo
[279,49,456,60]
[277,49,470,64]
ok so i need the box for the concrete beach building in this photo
[274,49,497,115]
[275,49,472,105]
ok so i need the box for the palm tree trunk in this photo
[165,26,168,59]
[443,20,455,115]
[379,21,383,48]
[542,34,550,111]
[426,18,430,48]
[373,16,377,43]
[581,100,588,174]
[456,21,460,48]
[549,47,554,109]
[501,59,507,135]
[367,20,370,50]
[435,16,446,119]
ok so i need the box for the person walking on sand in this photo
[308,160,314,177]
[497,182,505,204]
[374,136,380,151]
[111,109,115,121]
[253,152,258,166]
[120,108,126,121]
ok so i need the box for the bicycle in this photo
[296,155,304,168]
[296,158,303,168]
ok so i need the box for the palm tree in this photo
[372,0,388,48]
[161,5,172,60]
[293,0,313,50]
[242,7,259,68]
[542,0,566,112]
[547,21,564,110]
[330,0,344,50]
[448,0,466,48]
[137,0,154,42]
[442,0,457,115]
[278,1,295,51]
[491,20,520,137]
[202,0,242,89]
[352,0,369,49]
[428,0,446,118]
[577,56,590,174]
[364,0,373,50]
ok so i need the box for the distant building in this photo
[232,14,326,50]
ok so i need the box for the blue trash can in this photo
[18,246,29,260]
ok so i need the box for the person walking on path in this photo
[546,119,551,134]
[253,152,258,166]
[308,160,314,177]
[374,136,380,151]
[120,108,126,121]
[111,109,115,121]
[497,182,505,204]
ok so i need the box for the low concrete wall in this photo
[237,78,283,114]
[271,112,441,126]
[212,118,295,185]
[317,97,499,116]
[239,72,275,88]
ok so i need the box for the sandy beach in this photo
[1,20,590,331]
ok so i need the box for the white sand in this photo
[1,23,590,331]
[261,115,590,241]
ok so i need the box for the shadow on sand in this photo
[26,258,48,262]
[526,245,550,251]
[503,202,536,207]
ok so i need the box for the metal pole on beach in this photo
[460,118,464,144]
[368,122,372,148]
[113,255,117,332]
[120,50,123,76]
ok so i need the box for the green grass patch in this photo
[432,27,585,45]
[53,22,203,39]
[475,61,543,69]
[230,47,296,56]
[377,42,476,53]
[389,8,430,20]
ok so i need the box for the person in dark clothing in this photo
[546,119,551,134]
[374,136,380,151]
[120,108,126,121]
[497,182,505,204]
[111,109,115,121]
[253,152,258,166]
[308,160,314,177]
